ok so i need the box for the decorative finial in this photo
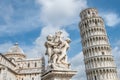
[14,42,19,46]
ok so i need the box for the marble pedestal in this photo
[41,69,77,80]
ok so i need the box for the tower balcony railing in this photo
[82,44,111,51]
[84,55,113,61]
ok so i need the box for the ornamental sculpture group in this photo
[45,31,71,70]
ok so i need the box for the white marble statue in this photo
[57,38,71,64]
[45,31,71,69]
[45,34,54,63]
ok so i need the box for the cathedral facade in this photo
[0,43,45,80]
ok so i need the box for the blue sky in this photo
[0,0,120,80]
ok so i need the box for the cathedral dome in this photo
[8,43,24,54]
[4,43,26,61]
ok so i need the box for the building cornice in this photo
[0,53,16,67]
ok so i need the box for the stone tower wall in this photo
[79,8,118,80]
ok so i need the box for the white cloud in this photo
[70,52,86,80]
[21,45,41,58]
[36,0,87,26]
[101,12,120,27]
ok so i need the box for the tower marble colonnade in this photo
[79,8,118,80]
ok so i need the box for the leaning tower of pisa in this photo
[79,8,118,80]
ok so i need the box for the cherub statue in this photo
[45,34,54,63]
[45,31,71,69]
[57,38,71,65]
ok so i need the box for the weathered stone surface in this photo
[79,8,119,80]
[45,31,71,70]
[41,70,77,80]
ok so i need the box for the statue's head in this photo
[55,31,62,37]
[47,34,53,41]
[65,38,71,43]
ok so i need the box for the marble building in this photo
[79,8,119,80]
[0,43,45,80]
